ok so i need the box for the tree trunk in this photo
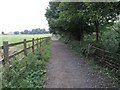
[95,20,99,42]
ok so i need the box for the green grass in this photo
[1,38,51,89]
[0,34,51,45]
[0,34,51,57]
[0,35,51,89]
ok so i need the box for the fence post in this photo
[32,38,34,53]
[45,37,48,43]
[86,44,90,58]
[3,41,9,64]
[40,38,42,51]
[24,39,27,56]
[37,38,38,48]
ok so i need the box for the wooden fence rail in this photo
[0,37,50,64]
[87,44,120,75]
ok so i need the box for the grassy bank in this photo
[1,38,51,89]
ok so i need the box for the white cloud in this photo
[0,0,50,33]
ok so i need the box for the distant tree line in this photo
[14,28,49,34]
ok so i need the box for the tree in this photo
[45,2,120,41]
[2,31,4,35]
[24,30,29,34]
[20,28,49,34]
[83,2,120,41]
[14,31,19,34]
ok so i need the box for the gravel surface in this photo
[45,40,116,88]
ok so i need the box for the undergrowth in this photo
[1,40,51,89]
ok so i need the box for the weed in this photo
[1,39,51,89]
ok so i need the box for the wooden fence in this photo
[87,44,120,75]
[0,37,50,64]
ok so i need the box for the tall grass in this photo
[1,38,51,89]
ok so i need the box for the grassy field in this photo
[0,34,51,45]
[0,34,51,60]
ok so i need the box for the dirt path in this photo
[45,40,116,88]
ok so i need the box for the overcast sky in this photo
[0,0,50,33]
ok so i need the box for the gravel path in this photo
[45,40,116,88]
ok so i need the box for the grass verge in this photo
[1,39,51,89]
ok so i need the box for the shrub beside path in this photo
[45,39,116,88]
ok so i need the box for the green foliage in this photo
[100,29,118,52]
[62,33,120,89]
[46,1,120,88]
[45,2,120,41]
[113,21,120,54]
[20,28,49,34]
[2,41,51,89]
